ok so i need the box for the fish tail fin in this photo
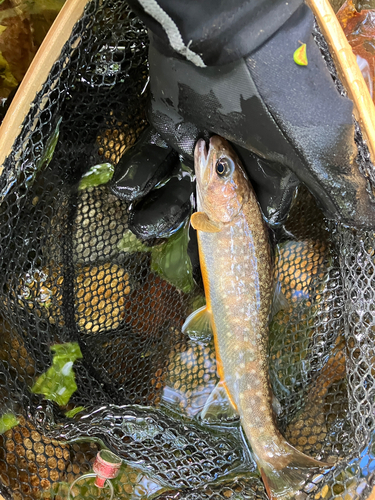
[257,443,330,500]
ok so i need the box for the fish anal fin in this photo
[191,212,221,233]
[200,381,239,423]
[258,443,330,500]
[182,305,213,344]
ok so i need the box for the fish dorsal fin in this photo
[182,305,213,344]
[191,212,221,233]
[200,381,239,423]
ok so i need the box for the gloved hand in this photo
[110,1,375,238]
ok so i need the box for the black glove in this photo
[111,1,375,236]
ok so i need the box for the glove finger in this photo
[130,175,193,240]
[110,126,179,202]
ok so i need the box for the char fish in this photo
[183,136,328,499]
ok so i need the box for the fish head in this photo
[194,136,249,224]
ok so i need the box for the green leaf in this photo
[31,342,83,406]
[65,406,85,418]
[0,0,65,19]
[30,0,66,11]
[0,413,19,434]
[0,116,61,202]
[27,116,61,188]
[293,43,308,66]
[118,222,194,293]
[117,229,150,253]
[79,163,114,190]
[0,51,18,91]
[190,293,206,312]
[38,117,61,169]
[151,221,194,293]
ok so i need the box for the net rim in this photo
[308,0,375,162]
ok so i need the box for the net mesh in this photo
[0,1,375,499]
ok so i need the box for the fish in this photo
[183,136,329,499]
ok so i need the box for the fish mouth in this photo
[194,138,209,180]
[194,139,209,211]
[195,138,208,162]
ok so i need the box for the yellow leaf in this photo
[293,43,308,66]
[0,51,18,91]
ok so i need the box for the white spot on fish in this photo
[240,363,245,369]
[247,351,256,362]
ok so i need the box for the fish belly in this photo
[197,205,328,499]
[197,207,275,450]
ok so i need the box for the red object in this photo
[93,450,122,488]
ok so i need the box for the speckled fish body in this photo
[196,144,274,438]
[189,136,327,500]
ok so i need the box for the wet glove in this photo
[111,2,375,235]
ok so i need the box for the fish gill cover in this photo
[0,1,374,500]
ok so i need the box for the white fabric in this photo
[138,0,206,67]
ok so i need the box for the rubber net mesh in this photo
[0,1,374,499]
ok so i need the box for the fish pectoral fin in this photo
[191,212,221,233]
[199,381,239,423]
[182,305,213,344]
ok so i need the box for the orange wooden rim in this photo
[307,0,375,164]
[367,486,375,500]
[0,0,90,175]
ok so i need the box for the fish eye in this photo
[216,157,233,178]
